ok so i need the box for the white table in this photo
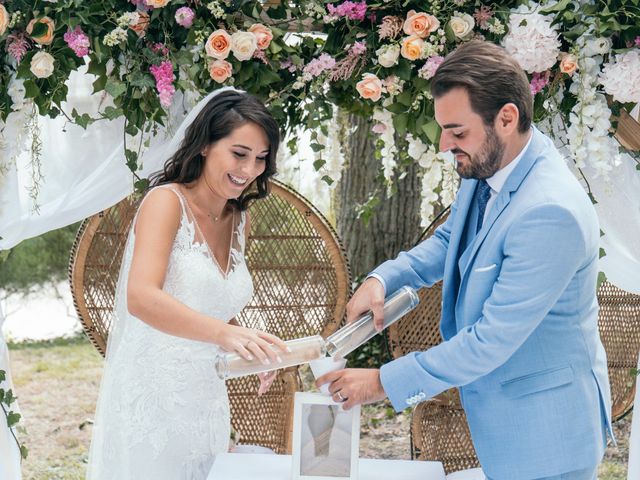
[208,453,446,480]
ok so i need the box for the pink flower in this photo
[252,48,269,64]
[151,42,169,56]
[302,53,336,81]
[6,32,31,63]
[348,40,367,57]
[473,6,494,30]
[372,123,387,134]
[635,36,640,48]
[175,7,195,28]
[530,71,551,95]
[327,1,367,22]
[64,26,90,57]
[418,55,444,80]
[150,60,175,108]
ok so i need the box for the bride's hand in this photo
[216,323,288,364]
[257,371,278,396]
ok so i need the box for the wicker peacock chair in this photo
[387,206,640,474]
[69,179,351,454]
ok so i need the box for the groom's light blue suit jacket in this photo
[374,128,612,479]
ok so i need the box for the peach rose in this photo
[129,12,150,38]
[356,73,383,102]
[0,5,9,36]
[249,24,273,50]
[27,16,56,45]
[401,35,425,61]
[205,29,232,60]
[231,31,257,61]
[145,0,170,7]
[209,59,233,83]
[559,53,578,76]
[403,10,440,39]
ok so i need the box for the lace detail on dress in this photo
[87,185,253,480]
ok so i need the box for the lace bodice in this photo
[87,185,253,480]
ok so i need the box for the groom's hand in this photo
[347,277,386,331]
[316,368,387,411]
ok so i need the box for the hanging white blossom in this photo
[372,107,397,186]
[502,3,561,73]
[407,133,457,226]
[565,34,621,178]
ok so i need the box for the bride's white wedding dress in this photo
[87,185,253,479]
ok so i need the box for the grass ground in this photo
[7,336,631,479]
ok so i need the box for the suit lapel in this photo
[459,127,548,282]
[440,179,476,339]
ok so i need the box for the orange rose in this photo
[145,0,170,7]
[205,29,232,60]
[356,73,383,102]
[249,24,273,50]
[0,5,9,36]
[209,59,233,83]
[129,12,150,38]
[401,35,425,61]
[559,53,578,76]
[403,10,439,39]
[27,16,56,45]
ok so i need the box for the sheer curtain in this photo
[0,304,21,480]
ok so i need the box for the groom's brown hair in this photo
[431,40,533,134]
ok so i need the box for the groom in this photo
[318,40,612,480]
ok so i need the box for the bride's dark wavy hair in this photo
[148,90,279,211]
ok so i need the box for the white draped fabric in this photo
[0,71,638,475]
[0,304,22,480]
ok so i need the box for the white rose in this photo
[231,31,258,61]
[376,44,400,68]
[30,51,55,79]
[449,12,475,41]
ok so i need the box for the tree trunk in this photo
[336,113,422,281]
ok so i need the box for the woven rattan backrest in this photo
[69,180,351,453]
[387,207,640,472]
[597,281,640,420]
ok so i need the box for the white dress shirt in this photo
[481,130,533,225]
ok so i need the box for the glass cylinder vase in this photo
[324,286,419,359]
[215,334,326,379]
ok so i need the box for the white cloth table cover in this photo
[208,453,446,480]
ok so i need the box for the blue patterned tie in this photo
[476,180,492,233]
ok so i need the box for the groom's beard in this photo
[453,126,505,180]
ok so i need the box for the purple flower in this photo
[635,36,640,48]
[175,7,195,28]
[530,71,550,95]
[64,26,91,57]
[327,1,368,22]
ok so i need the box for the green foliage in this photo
[346,333,392,369]
[0,223,80,295]
[0,369,28,460]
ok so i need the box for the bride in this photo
[86,87,287,479]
